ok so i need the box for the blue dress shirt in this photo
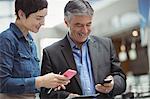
[0,23,40,94]
[67,34,95,95]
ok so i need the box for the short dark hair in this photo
[15,0,48,18]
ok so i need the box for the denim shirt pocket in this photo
[14,51,32,77]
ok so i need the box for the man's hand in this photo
[95,75,114,93]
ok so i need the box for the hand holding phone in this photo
[102,79,112,85]
[47,70,76,94]
[63,69,77,79]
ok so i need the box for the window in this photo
[0,0,15,33]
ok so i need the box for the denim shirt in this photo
[0,23,40,94]
[67,34,95,95]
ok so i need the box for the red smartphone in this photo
[63,69,77,79]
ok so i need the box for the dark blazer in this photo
[40,35,126,99]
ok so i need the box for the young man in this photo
[41,0,126,99]
[0,0,70,99]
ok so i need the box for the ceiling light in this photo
[132,30,138,37]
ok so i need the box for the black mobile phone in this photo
[102,79,112,84]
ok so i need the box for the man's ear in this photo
[18,9,26,19]
[64,18,69,27]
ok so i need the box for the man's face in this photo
[66,15,92,44]
[21,8,48,33]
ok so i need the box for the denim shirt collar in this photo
[10,23,33,41]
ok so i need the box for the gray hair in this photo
[64,0,94,21]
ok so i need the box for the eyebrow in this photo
[75,22,92,25]
[87,22,92,24]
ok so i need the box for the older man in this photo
[40,0,126,98]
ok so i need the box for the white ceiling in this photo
[92,0,140,37]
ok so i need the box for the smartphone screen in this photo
[63,69,77,79]
[103,79,112,83]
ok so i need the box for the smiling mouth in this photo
[78,32,84,36]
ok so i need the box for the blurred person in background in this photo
[40,0,126,99]
[0,0,70,99]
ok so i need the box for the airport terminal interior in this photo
[0,0,149,98]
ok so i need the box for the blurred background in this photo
[0,0,149,98]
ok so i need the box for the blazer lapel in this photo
[88,36,104,84]
[60,36,82,89]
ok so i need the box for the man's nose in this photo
[81,26,88,33]
[40,18,45,25]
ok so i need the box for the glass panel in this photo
[0,18,11,33]
[0,1,13,16]
[0,0,15,33]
